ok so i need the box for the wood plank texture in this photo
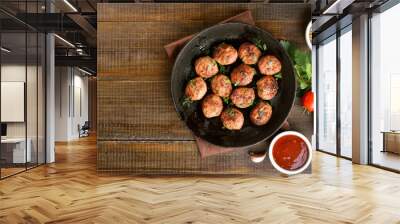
[97,80,192,141]
[2,137,400,223]
[97,4,309,81]
[97,141,277,174]
[97,3,312,174]
[97,3,308,23]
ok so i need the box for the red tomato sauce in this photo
[272,135,309,171]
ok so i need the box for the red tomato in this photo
[302,91,314,112]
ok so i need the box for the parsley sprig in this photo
[280,40,312,96]
[251,38,268,51]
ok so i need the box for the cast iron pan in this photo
[171,23,296,148]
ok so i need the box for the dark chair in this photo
[79,121,90,138]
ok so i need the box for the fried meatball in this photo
[256,76,279,100]
[211,74,232,98]
[194,56,219,78]
[212,43,238,65]
[250,101,272,126]
[201,94,223,118]
[258,55,282,75]
[230,87,255,109]
[230,64,256,86]
[238,42,262,65]
[221,108,244,130]
[185,77,207,101]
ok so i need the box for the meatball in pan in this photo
[211,74,232,98]
[194,56,219,78]
[250,101,272,126]
[185,77,207,101]
[213,43,238,65]
[231,64,256,87]
[221,108,244,130]
[201,94,223,118]
[258,55,282,75]
[230,87,256,109]
[238,42,262,65]
[256,76,278,100]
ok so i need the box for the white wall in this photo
[1,64,36,138]
[55,66,70,141]
[1,63,46,164]
[54,67,89,141]
[46,32,55,163]
[71,73,89,138]
[1,65,26,140]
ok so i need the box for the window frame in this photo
[0,2,48,180]
[367,0,400,173]
[315,23,353,161]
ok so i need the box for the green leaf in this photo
[280,40,296,58]
[181,97,193,108]
[223,97,230,105]
[280,40,291,52]
[281,40,312,96]
[299,80,309,90]
[304,63,312,80]
[251,38,268,51]
[218,63,227,74]
[262,43,267,51]
[274,73,282,79]
[293,50,310,67]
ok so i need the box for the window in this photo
[0,1,47,179]
[317,36,337,154]
[316,24,353,159]
[339,28,352,158]
[370,3,400,171]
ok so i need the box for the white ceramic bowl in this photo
[305,21,312,50]
[268,131,312,175]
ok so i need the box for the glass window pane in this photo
[1,30,28,177]
[38,32,45,165]
[318,37,337,154]
[340,28,352,158]
[27,31,38,169]
[0,1,46,179]
[371,3,400,171]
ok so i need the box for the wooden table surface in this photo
[97,3,312,175]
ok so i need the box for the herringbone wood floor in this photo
[1,135,400,224]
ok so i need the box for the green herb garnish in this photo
[223,97,230,105]
[251,38,268,51]
[217,63,230,75]
[226,107,235,117]
[181,97,193,108]
[188,79,196,87]
[274,73,282,79]
[280,40,312,96]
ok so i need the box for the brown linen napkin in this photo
[165,10,258,158]
[164,10,255,59]
[194,136,238,158]
[195,120,290,158]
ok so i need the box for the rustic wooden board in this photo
[97,4,309,81]
[97,20,305,81]
[97,80,192,141]
[97,141,277,175]
[97,3,312,174]
[97,3,308,23]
